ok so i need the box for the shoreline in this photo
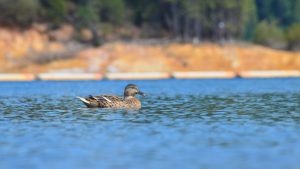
[0,70,300,81]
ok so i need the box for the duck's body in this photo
[77,95,141,109]
[77,84,144,110]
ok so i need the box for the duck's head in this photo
[124,84,145,98]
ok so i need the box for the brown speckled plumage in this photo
[77,84,145,110]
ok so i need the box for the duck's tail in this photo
[76,96,91,105]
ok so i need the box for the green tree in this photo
[74,0,102,46]
[0,0,40,27]
[100,0,125,24]
[68,0,125,46]
[286,23,300,50]
[272,0,294,26]
[256,0,273,21]
[40,0,67,25]
[253,21,286,49]
[241,0,257,40]
[293,0,300,23]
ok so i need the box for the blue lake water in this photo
[0,79,300,169]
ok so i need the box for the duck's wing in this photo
[77,94,124,108]
[91,95,123,103]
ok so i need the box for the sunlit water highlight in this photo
[0,79,300,169]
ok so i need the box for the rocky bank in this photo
[0,25,300,74]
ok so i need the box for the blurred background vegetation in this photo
[0,0,300,50]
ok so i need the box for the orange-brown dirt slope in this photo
[0,26,300,73]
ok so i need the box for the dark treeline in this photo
[0,0,300,49]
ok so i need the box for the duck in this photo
[77,84,145,110]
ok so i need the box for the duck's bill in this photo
[138,91,146,96]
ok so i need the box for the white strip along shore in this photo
[0,71,300,81]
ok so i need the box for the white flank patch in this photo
[76,96,91,104]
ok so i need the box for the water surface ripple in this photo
[0,79,300,169]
